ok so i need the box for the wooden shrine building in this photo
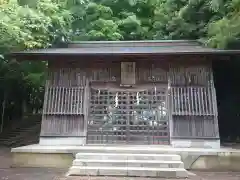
[9,40,240,148]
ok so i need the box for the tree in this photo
[71,0,156,40]
[152,0,240,48]
[0,0,73,130]
[206,0,240,48]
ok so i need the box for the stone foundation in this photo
[11,152,74,168]
[11,144,240,171]
[171,139,220,149]
[39,137,86,146]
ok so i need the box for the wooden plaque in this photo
[121,62,136,86]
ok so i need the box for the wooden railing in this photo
[43,86,84,115]
[171,86,216,116]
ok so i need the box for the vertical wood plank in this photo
[42,80,49,115]
[50,87,54,114]
[197,88,202,116]
[70,87,73,114]
[61,87,65,115]
[193,87,197,115]
[200,87,205,115]
[77,87,80,115]
[177,87,180,115]
[187,87,191,115]
[183,87,187,115]
[81,87,84,114]
[58,87,62,115]
[74,87,76,114]
[190,87,194,115]
[211,74,219,137]
[204,87,209,115]
[180,87,184,115]
[83,79,89,136]
[67,87,71,114]
[172,88,175,114]
[208,87,213,115]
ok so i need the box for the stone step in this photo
[73,159,184,168]
[71,146,183,154]
[67,166,188,178]
[76,153,181,161]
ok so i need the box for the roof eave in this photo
[6,51,240,61]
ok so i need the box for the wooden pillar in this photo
[210,71,220,138]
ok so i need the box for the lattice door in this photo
[87,85,169,144]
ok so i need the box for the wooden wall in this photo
[40,58,219,140]
[41,68,87,137]
[169,67,219,138]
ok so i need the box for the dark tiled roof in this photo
[7,40,240,59]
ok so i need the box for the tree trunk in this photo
[0,92,6,133]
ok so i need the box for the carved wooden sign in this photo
[121,62,136,86]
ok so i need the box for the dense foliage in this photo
[0,0,240,134]
[0,0,73,128]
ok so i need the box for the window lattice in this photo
[171,87,215,116]
[87,86,170,144]
[43,86,84,115]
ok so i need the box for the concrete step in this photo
[67,166,188,178]
[69,146,182,154]
[76,153,181,161]
[73,159,184,168]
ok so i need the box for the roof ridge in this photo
[67,40,200,48]
[68,40,198,44]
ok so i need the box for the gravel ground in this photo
[0,147,240,180]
